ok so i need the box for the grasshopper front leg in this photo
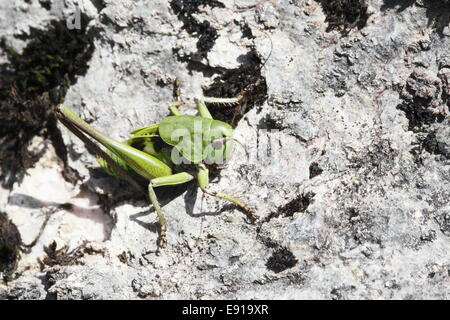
[149,172,194,246]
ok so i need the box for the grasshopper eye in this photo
[212,138,224,150]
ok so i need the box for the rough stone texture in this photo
[0,0,449,299]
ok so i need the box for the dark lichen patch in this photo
[309,162,323,179]
[0,210,51,282]
[39,241,105,269]
[0,90,52,187]
[397,101,445,133]
[330,285,357,300]
[434,212,450,236]
[347,207,359,222]
[395,70,448,161]
[38,0,52,10]
[341,208,383,248]
[420,229,437,243]
[276,192,315,218]
[3,20,93,98]
[117,250,137,265]
[380,0,415,12]
[419,132,450,160]
[401,70,441,102]
[0,20,94,187]
[349,139,399,177]
[203,50,268,125]
[170,0,225,60]
[395,67,450,164]
[342,211,383,247]
[240,22,255,39]
[41,269,70,300]
[0,211,22,282]
[438,68,450,108]
[40,241,82,268]
[266,247,298,273]
[263,192,315,224]
[317,0,369,34]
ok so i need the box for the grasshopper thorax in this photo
[158,115,234,165]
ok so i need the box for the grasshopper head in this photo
[204,120,234,165]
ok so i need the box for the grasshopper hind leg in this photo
[148,172,195,247]
[202,96,243,106]
[168,79,183,115]
[197,164,258,222]
[201,188,258,222]
[201,95,244,125]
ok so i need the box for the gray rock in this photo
[0,0,449,299]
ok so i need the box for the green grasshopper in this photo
[54,93,257,246]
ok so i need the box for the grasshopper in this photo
[54,90,257,246]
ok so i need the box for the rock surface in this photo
[0,0,449,299]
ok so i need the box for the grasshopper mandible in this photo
[54,91,257,246]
